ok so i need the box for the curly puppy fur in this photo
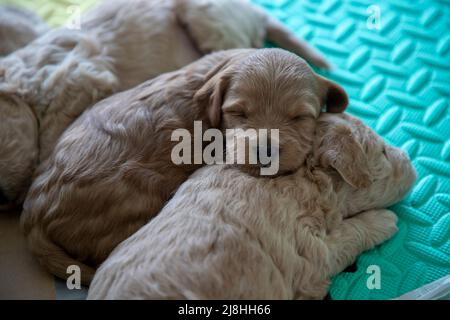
[87,113,416,299]
[0,5,48,56]
[0,0,330,206]
[21,48,347,285]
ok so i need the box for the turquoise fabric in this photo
[253,0,450,299]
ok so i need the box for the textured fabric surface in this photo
[2,0,449,300]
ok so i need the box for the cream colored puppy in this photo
[0,0,330,207]
[21,48,348,285]
[88,113,416,299]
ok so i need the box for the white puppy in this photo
[88,113,416,299]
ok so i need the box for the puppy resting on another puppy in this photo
[88,113,416,299]
[0,0,330,207]
[21,48,348,285]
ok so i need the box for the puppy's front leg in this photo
[324,209,398,276]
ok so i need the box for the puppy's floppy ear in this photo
[194,57,233,128]
[316,120,371,188]
[317,75,349,113]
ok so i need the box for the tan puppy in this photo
[0,0,330,207]
[87,113,416,299]
[21,48,348,285]
[0,5,48,56]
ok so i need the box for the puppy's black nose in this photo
[0,188,9,205]
[256,143,280,167]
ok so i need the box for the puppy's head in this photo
[314,113,416,211]
[195,48,348,176]
[0,86,38,210]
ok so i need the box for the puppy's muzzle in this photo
[255,143,279,168]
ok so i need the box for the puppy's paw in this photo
[356,209,398,244]
[375,209,398,237]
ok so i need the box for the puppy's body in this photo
[87,114,416,299]
[21,48,346,285]
[0,0,330,205]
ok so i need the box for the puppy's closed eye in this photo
[224,103,248,119]
[291,115,304,121]
[228,111,248,119]
[290,115,309,123]
[289,113,314,123]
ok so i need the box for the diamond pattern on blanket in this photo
[252,0,450,299]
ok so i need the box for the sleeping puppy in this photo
[0,5,48,56]
[0,0,330,208]
[87,113,416,299]
[20,48,348,285]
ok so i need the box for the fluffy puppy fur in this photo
[0,5,48,56]
[87,113,416,299]
[0,0,330,207]
[21,48,347,285]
